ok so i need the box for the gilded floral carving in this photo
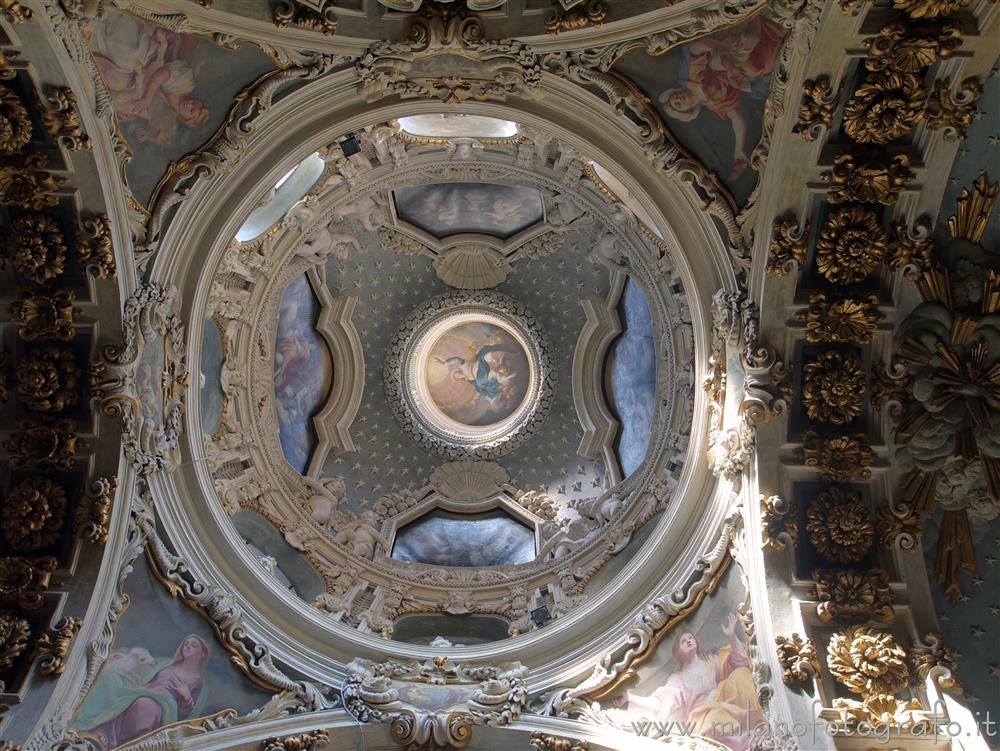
[2,478,68,552]
[924,77,983,141]
[827,625,908,696]
[41,86,90,151]
[800,432,875,480]
[843,71,926,144]
[262,729,329,751]
[0,611,30,672]
[4,420,78,470]
[272,0,337,36]
[76,214,116,279]
[775,633,820,685]
[886,216,933,274]
[0,556,55,610]
[0,153,63,209]
[863,21,960,73]
[909,632,960,690]
[876,502,922,551]
[545,1,607,35]
[15,346,81,412]
[2,212,67,284]
[832,693,923,727]
[792,76,841,142]
[0,83,31,154]
[820,151,914,205]
[74,476,117,546]
[806,487,874,562]
[766,215,808,276]
[814,569,894,623]
[800,293,883,344]
[893,0,970,19]
[0,0,32,22]
[761,494,797,551]
[802,352,866,424]
[11,289,76,341]
[33,615,81,675]
[815,205,887,284]
[529,731,589,751]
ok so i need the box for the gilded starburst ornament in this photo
[827,625,909,696]
[863,21,961,73]
[814,569,894,622]
[821,150,914,205]
[843,71,926,144]
[802,352,866,424]
[806,487,874,562]
[800,432,875,480]
[801,293,883,344]
[2,213,67,285]
[11,290,75,341]
[815,206,887,284]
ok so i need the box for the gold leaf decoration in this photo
[0,556,55,610]
[74,477,117,546]
[800,432,875,480]
[4,420,78,470]
[863,21,961,73]
[40,86,90,151]
[827,625,908,696]
[0,0,33,22]
[0,611,30,672]
[15,346,81,413]
[2,478,68,552]
[806,487,874,562]
[529,731,590,751]
[33,615,81,675]
[775,633,820,686]
[876,502,922,551]
[766,215,808,276]
[793,76,842,141]
[893,0,970,19]
[814,568,894,622]
[546,0,607,34]
[76,214,116,279]
[821,150,914,205]
[843,71,926,144]
[925,77,983,141]
[11,289,76,341]
[887,215,933,274]
[815,205,887,284]
[802,352,866,424]
[0,153,64,209]
[272,0,337,36]
[909,632,960,690]
[0,83,31,154]
[949,173,998,244]
[800,292,883,344]
[2,212,68,284]
[761,494,797,551]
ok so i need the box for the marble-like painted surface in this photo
[72,556,271,749]
[200,319,224,436]
[606,278,656,477]
[391,509,536,567]
[274,274,332,474]
[393,183,544,239]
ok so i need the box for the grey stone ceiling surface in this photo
[317,221,611,514]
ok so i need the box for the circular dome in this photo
[384,290,553,460]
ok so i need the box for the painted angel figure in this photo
[658,16,785,180]
[88,11,210,145]
[435,338,518,411]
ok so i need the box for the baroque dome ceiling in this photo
[0,0,997,750]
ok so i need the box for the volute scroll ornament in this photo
[760,494,797,551]
[792,76,841,142]
[766,215,808,276]
[924,77,983,141]
[41,86,91,151]
[33,616,82,675]
[774,633,820,686]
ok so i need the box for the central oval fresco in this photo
[384,290,553,461]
